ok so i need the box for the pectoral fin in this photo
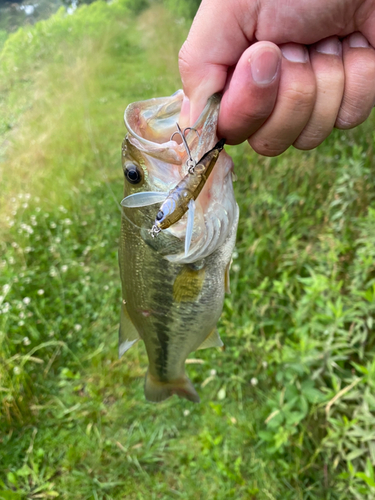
[121,191,168,208]
[196,328,223,351]
[119,302,140,357]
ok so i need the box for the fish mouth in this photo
[123,90,237,264]
[124,90,222,167]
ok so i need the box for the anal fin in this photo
[119,302,140,357]
[196,328,223,351]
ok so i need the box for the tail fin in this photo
[144,371,200,403]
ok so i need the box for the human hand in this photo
[179,0,375,155]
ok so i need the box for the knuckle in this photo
[282,82,316,111]
[294,133,325,150]
[336,91,374,129]
[249,136,288,157]
[178,42,194,77]
[335,107,371,129]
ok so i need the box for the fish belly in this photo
[119,209,237,403]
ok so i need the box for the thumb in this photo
[219,42,282,145]
[178,0,253,123]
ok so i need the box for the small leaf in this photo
[355,472,375,488]
[346,449,366,461]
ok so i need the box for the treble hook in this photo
[170,123,200,174]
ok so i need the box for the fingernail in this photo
[315,37,341,56]
[349,32,370,48]
[281,44,308,63]
[249,49,280,84]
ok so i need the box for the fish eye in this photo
[124,164,143,185]
[156,211,164,221]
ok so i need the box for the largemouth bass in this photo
[119,90,239,403]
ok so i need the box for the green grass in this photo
[1,1,375,499]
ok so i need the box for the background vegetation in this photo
[1,1,375,498]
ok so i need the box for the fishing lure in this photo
[121,123,226,256]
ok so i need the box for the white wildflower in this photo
[81,221,87,226]
[74,324,82,332]
[13,366,21,375]
[61,265,68,273]
[262,361,268,369]
[18,320,25,326]
[183,409,190,417]
[63,218,72,225]
[8,256,15,265]
[250,377,258,386]
[64,229,70,236]
[232,251,239,259]
[23,297,31,305]
[59,206,68,213]
[210,369,217,377]
[49,267,57,277]
[3,284,11,294]
[35,197,40,203]
[55,237,61,244]
[36,207,41,212]
[22,203,28,209]
[232,264,240,273]
[24,247,32,253]
[21,223,33,234]
[11,242,19,248]
[19,312,25,319]
[103,285,109,291]
[37,289,44,295]
[1,302,10,314]
[11,197,16,203]
[25,193,31,200]
[23,337,31,346]
[50,222,56,229]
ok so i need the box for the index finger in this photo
[178,0,255,122]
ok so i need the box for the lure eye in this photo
[124,164,143,185]
[156,211,164,221]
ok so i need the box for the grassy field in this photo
[1,1,375,499]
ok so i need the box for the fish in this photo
[118,90,239,403]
